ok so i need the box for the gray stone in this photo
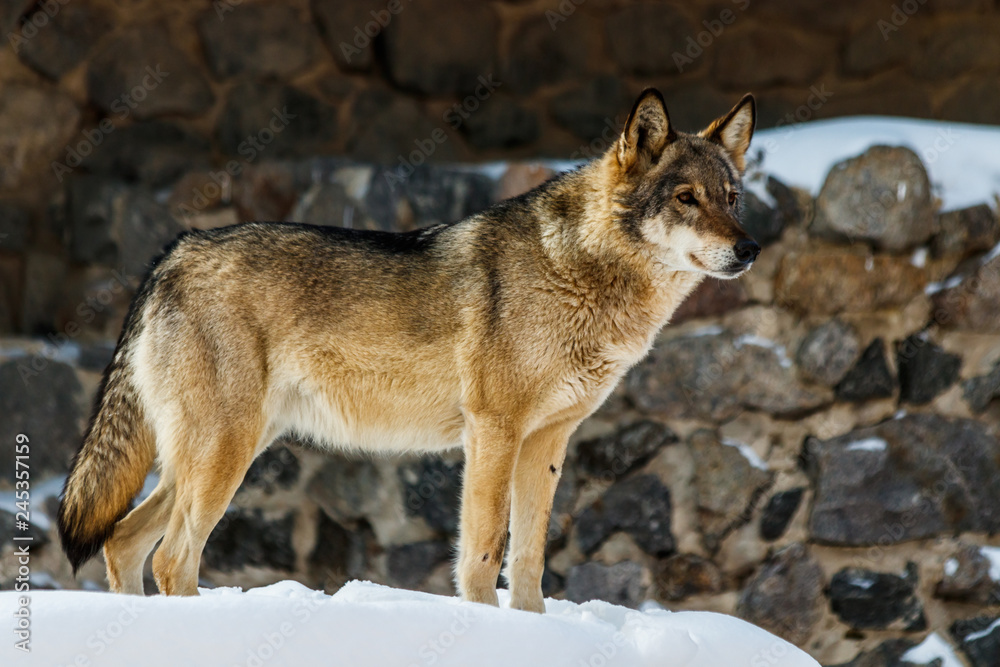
[216,80,337,158]
[20,252,67,334]
[941,78,1000,125]
[835,338,896,402]
[963,362,1000,413]
[67,176,128,265]
[87,25,214,118]
[932,205,1000,258]
[564,561,647,608]
[895,335,961,406]
[827,639,919,667]
[951,615,1000,667]
[0,508,49,547]
[829,564,926,631]
[576,420,677,479]
[198,4,318,78]
[398,458,463,534]
[308,513,368,584]
[606,3,696,75]
[364,165,494,233]
[81,121,211,187]
[16,3,110,79]
[713,26,831,88]
[736,544,824,645]
[505,15,591,93]
[309,455,383,523]
[204,508,297,573]
[933,255,1000,332]
[670,277,748,325]
[811,146,935,251]
[575,474,674,556]
[627,329,830,421]
[806,414,1000,546]
[759,488,804,542]
[843,23,912,76]
[0,0,31,36]
[911,18,1000,81]
[935,545,1000,605]
[386,541,451,588]
[114,190,186,276]
[383,0,498,95]
[797,319,862,387]
[0,201,29,251]
[291,181,376,229]
[347,91,455,165]
[0,83,79,190]
[311,0,377,70]
[240,442,300,493]
[549,76,631,141]
[654,553,723,601]
[690,430,774,549]
[460,97,539,150]
[741,190,784,247]
[0,359,83,479]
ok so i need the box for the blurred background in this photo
[1,1,1000,665]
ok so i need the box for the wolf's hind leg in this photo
[505,421,574,613]
[104,475,176,595]
[152,427,259,596]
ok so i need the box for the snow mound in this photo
[1,580,820,666]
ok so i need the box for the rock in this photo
[843,23,912,75]
[0,201,29,251]
[309,454,384,523]
[198,4,318,78]
[806,414,1000,546]
[606,3,696,75]
[775,250,927,315]
[0,83,80,189]
[81,121,211,187]
[627,329,830,421]
[383,0,498,95]
[496,164,555,201]
[87,25,214,118]
[941,78,1000,125]
[347,91,454,165]
[311,0,377,70]
[759,488,805,541]
[308,512,368,583]
[575,420,677,480]
[459,97,539,150]
[232,163,298,222]
[829,563,925,631]
[951,615,1000,667]
[742,191,785,247]
[714,26,831,87]
[689,430,774,549]
[810,146,935,251]
[670,278,748,324]
[398,458,463,534]
[936,545,1000,605]
[835,338,896,402]
[932,205,1000,258]
[826,639,919,667]
[365,165,494,232]
[0,359,83,478]
[386,541,451,588]
[654,554,723,601]
[505,15,591,93]
[911,18,1000,81]
[216,80,337,158]
[290,181,376,229]
[546,464,577,550]
[16,3,110,78]
[20,252,67,334]
[541,567,565,597]
[797,319,862,387]
[564,561,647,608]
[203,508,297,572]
[574,474,675,556]
[736,544,824,645]
[0,508,49,547]
[933,255,1000,332]
[895,335,961,405]
[549,76,631,141]
[240,443,300,492]
[0,0,31,35]
[115,190,186,276]
[963,362,1000,413]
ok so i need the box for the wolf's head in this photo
[610,89,759,279]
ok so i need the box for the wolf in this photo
[58,88,758,612]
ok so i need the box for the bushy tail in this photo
[58,359,155,574]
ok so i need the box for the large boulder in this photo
[736,544,824,645]
[829,564,926,631]
[810,146,935,251]
[574,474,675,556]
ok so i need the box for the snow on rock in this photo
[901,632,965,667]
[980,545,1000,581]
[750,117,1000,211]
[845,437,888,453]
[0,580,821,666]
[721,437,770,471]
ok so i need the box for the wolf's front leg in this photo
[505,421,575,613]
[455,416,522,606]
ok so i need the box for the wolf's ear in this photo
[617,88,675,174]
[700,93,756,172]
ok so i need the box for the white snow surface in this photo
[845,437,888,453]
[750,116,1000,211]
[900,632,964,667]
[1,580,821,666]
[980,545,1000,581]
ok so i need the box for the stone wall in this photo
[2,140,1000,665]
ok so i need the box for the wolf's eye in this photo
[677,192,697,205]
[728,192,739,206]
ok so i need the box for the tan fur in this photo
[59,90,758,611]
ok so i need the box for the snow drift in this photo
[1,580,820,666]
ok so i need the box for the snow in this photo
[0,580,821,666]
[910,247,928,268]
[750,116,1000,211]
[943,558,959,577]
[980,545,1000,581]
[721,438,769,471]
[901,632,964,667]
[733,334,794,369]
[964,617,1000,643]
[845,437,888,453]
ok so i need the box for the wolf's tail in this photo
[58,352,155,574]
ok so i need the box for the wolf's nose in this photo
[734,238,761,264]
